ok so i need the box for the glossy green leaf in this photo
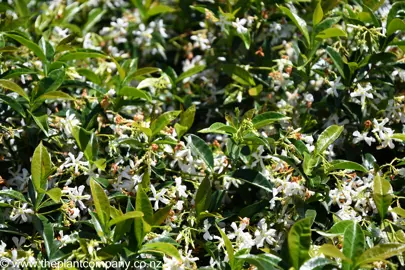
[176,65,206,83]
[90,178,110,227]
[326,47,346,79]
[0,79,29,101]
[319,244,352,262]
[136,186,153,224]
[313,2,323,25]
[108,211,144,226]
[153,204,172,226]
[355,243,405,267]
[314,125,344,155]
[299,257,337,270]
[31,142,52,193]
[232,169,272,192]
[46,188,62,203]
[221,64,255,86]
[195,177,212,216]
[150,110,181,136]
[0,190,28,203]
[140,242,181,261]
[217,224,235,268]
[328,160,368,172]
[36,91,74,101]
[199,122,237,134]
[118,86,152,101]
[236,253,282,270]
[83,8,106,34]
[0,94,26,117]
[278,5,310,46]
[58,50,107,61]
[4,33,47,63]
[342,221,365,270]
[288,217,312,269]
[373,173,392,220]
[147,4,176,17]
[188,134,214,169]
[252,112,290,129]
[316,28,347,39]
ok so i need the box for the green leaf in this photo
[108,211,144,227]
[150,110,181,136]
[328,160,368,172]
[342,221,365,270]
[0,190,28,203]
[140,242,181,261]
[83,8,106,34]
[14,0,29,18]
[199,122,237,135]
[232,169,272,192]
[387,18,405,36]
[220,64,255,86]
[58,50,107,61]
[216,224,235,268]
[31,142,52,193]
[136,186,154,224]
[392,133,405,141]
[373,173,392,220]
[39,38,54,62]
[195,177,212,216]
[252,112,290,129]
[387,2,405,28]
[303,152,319,176]
[90,178,110,228]
[278,5,310,46]
[77,69,101,85]
[147,4,176,17]
[299,257,337,270]
[188,134,214,169]
[30,111,49,136]
[288,217,312,269]
[355,243,405,268]
[0,94,26,117]
[94,159,106,171]
[72,127,98,162]
[316,28,347,39]
[0,79,29,101]
[36,91,74,102]
[326,47,346,79]
[176,65,206,83]
[153,204,172,226]
[34,215,60,259]
[4,33,46,63]
[248,84,263,96]
[392,207,405,218]
[179,104,196,130]
[236,253,282,270]
[314,125,344,155]
[313,2,323,25]
[36,68,65,97]
[319,244,352,262]
[118,86,152,101]
[46,188,62,203]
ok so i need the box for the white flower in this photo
[174,176,188,198]
[68,207,81,219]
[60,152,89,175]
[61,110,80,137]
[326,77,342,97]
[232,18,248,34]
[149,185,170,211]
[202,219,213,241]
[350,83,373,111]
[62,185,91,210]
[372,118,390,138]
[10,203,34,223]
[190,33,210,50]
[254,219,277,248]
[352,131,376,146]
[380,128,395,149]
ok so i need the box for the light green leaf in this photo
[108,211,144,227]
[316,28,347,39]
[221,64,255,86]
[314,125,344,155]
[90,178,110,227]
[252,112,290,129]
[355,243,405,267]
[328,160,368,172]
[0,94,26,117]
[46,188,62,203]
[147,4,176,17]
[393,133,405,141]
[152,204,172,226]
[278,5,310,46]
[387,18,405,36]
[392,207,405,218]
[0,79,29,101]
[299,257,337,270]
[140,242,182,261]
[248,84,263,96]
[31,142,52,193]
[36,91,74,101]
[313,2,323,25]
[4,33,47,63]
[150,110,181,136]
[136,186,153,224]
[236,253,282,270]
[58,50,107,61]
[188,134,214,169]
[373,173,392,220]
[14,0,29,18]
[288,217,312,269]
[30,112,49,136]
[176,65,206,83]
[118,86,152,101]
[199,122,237,135]
[0,190,28,203]
[342,221,365,270]
[83,8,106,34]
[319,244,352,262]
[217,224,235,268]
